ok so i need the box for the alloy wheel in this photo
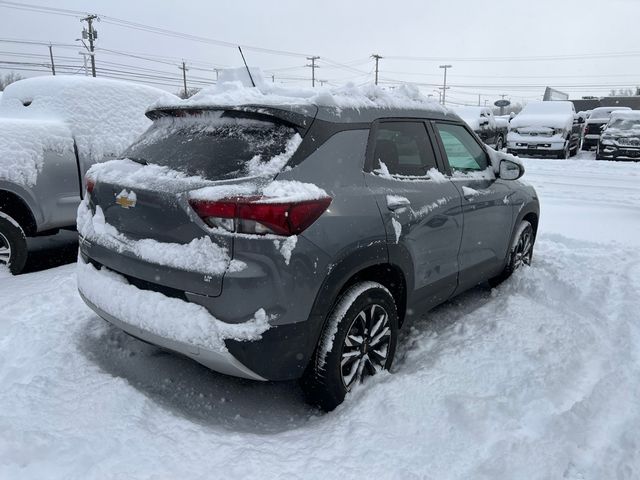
[340,304,391,389]
[0,232,11,266]
[513,226,533,270]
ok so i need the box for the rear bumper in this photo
[78,233,329,381]
[79,290,267,381]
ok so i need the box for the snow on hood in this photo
[0,76,175,162]
[0,117,73,186]
[151,67,446,113]
[510,101,574,131]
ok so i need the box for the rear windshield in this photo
[122,111,299,180]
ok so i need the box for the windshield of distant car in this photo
[606,118,640,131]
[122,111,298,180]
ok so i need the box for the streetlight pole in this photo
[439,64,452,105]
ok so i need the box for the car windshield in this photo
[607,118,640,131]
[122,111,298,180]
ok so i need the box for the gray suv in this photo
[77,102,539,411]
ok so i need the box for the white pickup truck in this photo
[0,76,172,273]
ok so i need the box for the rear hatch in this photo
[88,105,317,296]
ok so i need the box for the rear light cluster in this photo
[85,176,95,196]
[189,196,332,236]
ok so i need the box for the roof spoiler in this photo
[145,104,319,136]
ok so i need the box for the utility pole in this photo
[48,44,56,75]
[80,14,98,77]
[478,94,481,106]
[439,64,452,105]
[371,54,382,85]
[306,56,320,87]
[214,68,220,82]
[272,74,275,83]
[180,61,189,97]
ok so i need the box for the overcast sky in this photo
[1,0,639,106]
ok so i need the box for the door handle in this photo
[386,195,411,211]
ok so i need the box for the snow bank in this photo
[77,199,244,275]
[152,68,445,112]
[0,76,173,162]
[0,118,73,186]
[77,259,270,352]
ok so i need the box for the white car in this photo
[507,101,583,159]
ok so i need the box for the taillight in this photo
[189,196,332,236]
[85,176,95,196]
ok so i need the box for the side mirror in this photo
[499,159,524,180]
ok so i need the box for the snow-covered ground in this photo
[1,152,639,479]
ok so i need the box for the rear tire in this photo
[0,212,28,275]
[301,282,399,411]
[489,220,534,287]
[495,136,504,151]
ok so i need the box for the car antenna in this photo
[238,46,256,88]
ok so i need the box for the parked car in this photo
[453,106,507,150]
[596,110,640,161]
[507,100,583,159]
[76,87,539,411]
[0,76,171,273]
[582,106,632,150]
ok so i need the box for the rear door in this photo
[432,121,513,291]
[364,120,463,309]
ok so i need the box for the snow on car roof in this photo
[519,101,574,115]
[589,106,632,119]
[0,75,175,161]
[608,110,640,121]
[152,67,446,114]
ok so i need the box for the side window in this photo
[435,123,489,172]
[372,122,438,177]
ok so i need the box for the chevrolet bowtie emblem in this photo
[115,190,137,209]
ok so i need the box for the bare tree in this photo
[0,72,24,91]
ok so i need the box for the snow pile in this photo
[510,101,575,130]
[77,199,244,275]
[0,118,73,186]
[0,76,173,161]
[77,259,271,352]
[152,67,446,112]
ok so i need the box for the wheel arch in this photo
[0,188,38,236]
